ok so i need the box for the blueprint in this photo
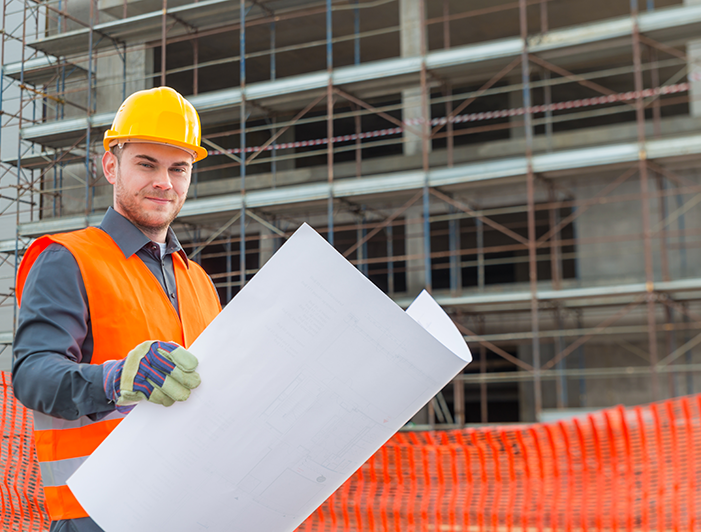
[68,223,472,532]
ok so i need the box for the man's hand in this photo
[103,341,201,408]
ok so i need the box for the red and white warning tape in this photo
[209,82,691,157]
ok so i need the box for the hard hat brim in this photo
[103,132,208,162]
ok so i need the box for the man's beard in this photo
[114,169,184,235]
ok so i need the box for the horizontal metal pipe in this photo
[458,363,701,383]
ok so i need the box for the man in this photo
[12,86,222,531]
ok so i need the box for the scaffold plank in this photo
[25,0,322,57]
[1,150,85,169]
[1,56,86,86]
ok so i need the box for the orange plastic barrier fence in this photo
[1,372,47,532]
[2,369,701,531]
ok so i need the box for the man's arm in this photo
[12,244,114,420]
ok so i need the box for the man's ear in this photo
[102,151,118,185]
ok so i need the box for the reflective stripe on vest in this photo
[40,457,89,487]
[17,227,221,521]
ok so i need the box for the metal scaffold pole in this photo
[631,0,661,400]
[85,0,95,215]
[419,0,431,293]
[240,0,247,288]
[326,0,334,246]
[521,0,542,419]
[161,0,167,86]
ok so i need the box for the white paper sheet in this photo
[68,223,471,532]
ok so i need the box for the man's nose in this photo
[152,168,174,190]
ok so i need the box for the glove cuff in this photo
[102,359,124,404]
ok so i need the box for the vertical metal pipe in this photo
[161,0,167,86]
[520,0,542,419]
[270,19,276,80]
[270,21,277,186]
[665,304,677,397]
[549,186,562,290]
[631,0,660,400]
[85,0,94,215]
[193,37,198,95]
[683,304,693,394]
[354,0,360,65]
[479,317,488,423]
[442,0,450,50]
[14,0,28,334]
[61,63,66,120]
[449,207,459,295]
[271,117,277,187]
[53,166,58,217]
[122,44,127,102]
[554,309,567,409]
[387,224,394,294]
[648,46,662,138]
[327,85,334,246]
[655,175,670,283]
[675,192,688,279]
[453,313,465,426]
[453,379,464,426]
[655,173,675,393]
[477,218,485,289]
[354,104,361,178]
[359,209,368,276]
[422,185,432,291]
[445,83,454,167]
[550,185,566,409]
[540,0,548,30]
[240,0,247,287]
[326,0,332,71]
[576,310,586,406]
[226,238,232,302]
[543,70,553,152]
[326,0,334,245]
[419,0,431,291]
[540,0,552,152]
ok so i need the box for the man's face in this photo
[102,143,193,239]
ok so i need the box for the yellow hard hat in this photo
[103,86,207,162]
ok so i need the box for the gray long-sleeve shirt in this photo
[12,207,190,419]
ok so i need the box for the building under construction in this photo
[1,0,701,425]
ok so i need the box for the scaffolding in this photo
[2,0,701,424]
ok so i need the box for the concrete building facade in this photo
[2,0,701,424]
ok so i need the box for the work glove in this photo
[102,341,201,411]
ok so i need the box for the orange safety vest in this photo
[16,227,222,521]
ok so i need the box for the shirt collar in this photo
[99,207,189,267]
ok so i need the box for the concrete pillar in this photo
[405,206,426,296]
[400,0,429,157]
[686,0,701,116]
[97,48,152,114]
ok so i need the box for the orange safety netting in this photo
[1,372,47,532]
[2,369,700,531]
